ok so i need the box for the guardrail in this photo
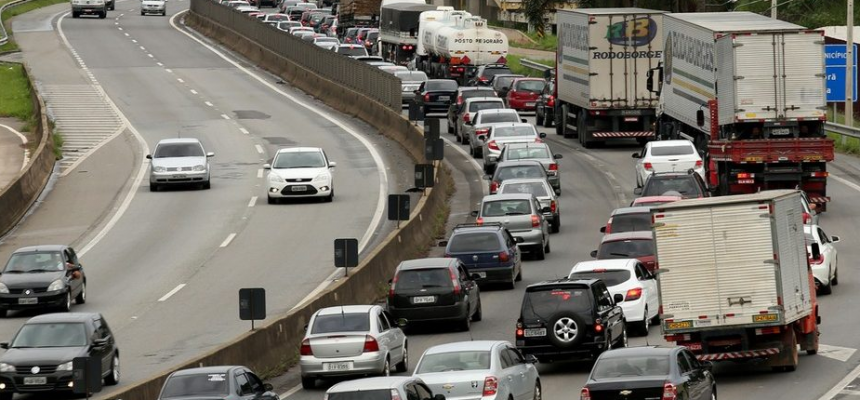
[825,122,860,142]
[0,0,30,47]
[520,58,553,72]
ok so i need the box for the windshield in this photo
[598,240,654,259]
[311,312,370,334]
[426,80,458,91]
[515,80,545,92]
[494,76,521,89]
[4,252,64,273]
[396,71,427,81]
[345,28,359,39]
[496,165,545,181]
[161,373,229,398]
[416,351,491,373]
[12,323,88,348]
[522,288,592,321]
[610,213,651,233]
[643,177,703,198]
[482,199,532,217]
[328,391,391,400]
[592,355,670,379]
[273,151,326,169]
[311,14,324,23]
[154,143,204,158]
[569,270,631,287]
[500,182,548,197]
[469,101,503,113]
[367,32,379,41]
[492,125,535,138]
[480,113,519,124]
[395,269,452,291]
[448,232,501,253]
[482,67,512,79]
[505,146,549,161]
[650,145,695,157]
[339,47,367,56]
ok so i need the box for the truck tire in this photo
[771,329,798,372]
[555,106,565,135]
[579,110,593,148]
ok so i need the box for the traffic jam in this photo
[0,0,841,400]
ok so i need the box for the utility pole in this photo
[848,0,855,132]
[771,0,777,18]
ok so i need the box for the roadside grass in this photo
[510,32,558,52]
[52,130,63,159]
[507,54,555,78]
[827,132,860,155]
[0,62,32,120]
[0,0,68,53]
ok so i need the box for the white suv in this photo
[141,0,166,16]
[264,147,335,204]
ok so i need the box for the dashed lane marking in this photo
[158,284,186,302]
[219,233,237,248]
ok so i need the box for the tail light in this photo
[531,215,540,227]
[464,113,471,123]
[535,137,543,143]
[737,172,754,179]
[363,335,380,353]
[547,95,555,107]
[580,388,591,400]
[476,217,484,225]
[389,274,398,298]
[644,162,653,170]
[549,163,558,172]
[424,93,430,102]
[810,171,829,178]
[802,212,811,224]
[809,256,824,265]
[695,159,703,168]
[489,181,499,194]
[625,287,643,301]
[476,128,489,136]
[662,383,677,400]
[550,200,556,213]
[499,251,510,262]
[300,338,313,356]
[488,140,499,150]
[457,95,464,105]
[594,318,603,333]
[390,388,403,400]
[478,76,489,82]
[450,267,461,295]
[482,376,499,397]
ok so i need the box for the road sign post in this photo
[239,288,266,331]
[387,194,410,228]
[72,356,102,399]
[334,238,358,277]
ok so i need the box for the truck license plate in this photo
[23,377,46,385]
[753,314,778,323]
[323,362,353,371]
[524,328,546,337]
[667,321,692,330]
[771,128,790,135]
[412,296,435,304]
[18,298,37,305]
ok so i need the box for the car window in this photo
[154,143,204,158]
[649,145,695,156]
[396,71,427,81]
[448,232,502,252]
[677,352,693,374]
[569,270,631,287]
[482,199,532,217]
[415,351,491,373]
[482,67,512,79]
[596,284,613,307]
[521,287,592,321]
[3,251,64,272]
[12,322,87,348]
[311,312,370,334]
[273,151,326,169]
[492,125,536,137]
[514,80,545,92]
[504,231,516,247]
[405,384,420,400]
[396,268,452,291]
[458,265,470,282]
[610,213,652,233]
[235,372,252,395]
[479,113,519,124]
[591,355,670,379]
[683,351,701,370]
[504,348,523,364]
[598,239,655,259]
[426,80,458,91]
[500,182,549,197]
[804,231,818,244]
[415,384,434,400]
[246,372,263,393]
[818,228,830,243]
[161,373,230,397]
[495,165,545,180]
[469,101,503,112]
[377,313,390,331]
[499,349,514,369]
[383,310,397,328]
[328,390,391,400]
[643,176,703,198]
[634,264,645,280]
[504,146,549,161]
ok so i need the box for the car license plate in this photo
[291,186,308,192]
[437,96,449,101]
[753,314,779,323]
[18,298,37,305]
[173,174,185,178]
[412,296,435,304]
[475,272,486,278]
[524,328,546,337]
[23,377,46,385]
[526,102,536,107]
[323,362,353,371]
[667,321,693,330]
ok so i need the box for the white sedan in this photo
[569,259,658,336]
[805,224,840,294]
[264,147,335,203]
[632,140,704,187]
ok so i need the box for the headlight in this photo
[313,173,330,182]
[57,361,73,371]
[153,166,166,173]
[47,279,65,292]
[0,363,14,373]
[0,283,8,294]
[193,165,206,172]
[267,174,283,183]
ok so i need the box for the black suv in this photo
[387,258,482,331]
[469,63,513,86]
[0,245,87,317]
[634,170,710,199]
[515,279,627,363]
[0,313,119,399]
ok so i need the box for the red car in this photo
[590,231,657,272]
[629,195,682,208]
[506,78,546,111]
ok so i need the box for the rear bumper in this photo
[696,348,780,361]
[509,229,543,246]
[463,265,515,284]
[421,102,449,114]
[509,98,538,110]
[590,131,655,139]
[516,339,606,360]
[388,302,468,322]
[300,352,386,377]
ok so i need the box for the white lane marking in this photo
[147,54,154,58]
[204,101,213,107]
[131,39,137,43]
[177,78,185,83]
[818,344,858,363]
[819,361,860,400]
[124,32,129,36]
[248,196,257,207]
[171,10,388,254]
[0,124,30,170]
[239,127,249,135]
[157,62,163,67]
[280,384,302,399]
[165,68,173,73]
[831,174,860,193]
[221,114,230,120]
[139,46,145,50]
[58,13,150,257]
[158,284,186,302]
[254,144,264,154]
[118,27,122,31]
[256,168,263,178]
[190,89,198,94]
[219,233,237,248]
[115,22,119,25]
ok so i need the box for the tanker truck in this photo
[646,12,834,210]
[379,1,436,64]
[415,7,509,84]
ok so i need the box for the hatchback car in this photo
[581,347,716,400]
[300,305,407,389]
[413,341,540,400]
[395,71,428,105]
[496,143,561,195]
[147,138,214,191]
[805,224,840,294]
[334,44,368,57]
[262,13,290,23]
[413,79,459,115]
[506,78,546,112]
[483,124,545,173]
[313,37,339,50]
[535,80,555,127]
[441,223,522,288]
[629,195,682,208]
[590,231,657,272]
[325,376,443,400]
[276,21,301,31]
[456,97,505,144]
[600,207,652,234]
[635,170,709,199]
[447,87,498,133]
[0,246,86,317]
[158,366,278,400]
[140,0,166,16]
[473,194,550,260]
[488,160,550,195]
[264,147,335,203]
[465,109,523,158]
[0,313,119,398]
[569,259,658,336]
[633,140,705,187]
[498,178,560,233]
[469,63,513,86]
[491,74,524,99]
[387,258,481,331]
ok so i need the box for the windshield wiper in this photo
[26,269,58,273]
[609,252,630,257]
[3,270,24,274]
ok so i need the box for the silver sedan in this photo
[146,138,214,191]
[413,340,541,400]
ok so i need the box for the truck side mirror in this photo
[646,67,662,95]
[696,109,705,127]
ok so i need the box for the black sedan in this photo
[581,346,716,400]
[158,365,280,400]
[0,245,86,317]
[535,80,555,128]
[412,79,458,116]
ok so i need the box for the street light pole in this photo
[848,0,855,131]
[771,0,777,18]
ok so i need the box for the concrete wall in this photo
[100,7,453,400]
[0,63,55,238]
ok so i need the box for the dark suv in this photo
[441,223,522,289]
[635,170,710,199]
[515,279,627,363]
[0,313,119,399]
[387,258,482,331]
[469,63,513,86]
[447,87,498,134]
[0,245,87,317]
[413,79,459,115]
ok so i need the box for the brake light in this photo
[490,181,499,194]
[488,140,499,150]
[457,95,464,105]
[810,171,829,178]
[547,95,555,107]
[476,217,484,225]
[478,76,488,82]
[464,113,471,123]
[424,93,430,102]
[644,162,653,170]
[737,172,753,179]
[363,335,379,353]
[516,328,524,337]
[476,128,489,135]
[809,256,824,265]
[695,159,703,168]
[300,338,312,356]
[450,268,461,295]
[802,212,811,224]
[625,287,643,301]
[594,320,604,333]
[549,163,558,171]
[580,388,591,400]
[389,274,398,298]
[662,383,677,400]
[531,214,540,227]
[482,376,499,396]
[550,200,556,213]
[499,251,509,262]
[390,388,402,400]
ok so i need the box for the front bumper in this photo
[0,370,74,394]
[71,4,106,13]
[300,352,386,378]
[268,180,331,198]
[150,171,208,185]
[141,5,165,12]
[0,291,67,311]
[388,302,468,322]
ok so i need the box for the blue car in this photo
[441,223,523,289]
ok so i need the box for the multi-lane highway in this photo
[5,1,860,400]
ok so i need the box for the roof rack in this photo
[453,222,503,229]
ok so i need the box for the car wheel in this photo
[472,299,482,321]
[543,112,553,128]
[832,263,839,285]
[0,309,7,318]
[544,238,551,254]
[618,323,628,348]
[468,144,474,157]
[447,121,453,133]
[534,243,545,261]
[475,147,483,159]
[76,282,87,304]
[140,11,145,15]
[635,309,650,336]
[149,182,158,192]
[162,10,166,16]
[459,313,471,331]
[61,291,72,312]
[104,353,120,385]
[300,376,315,389]
[515,266,522,282]
[267,195,276,204]
[820,267,833,295]
[536,111,545,126]
[99,11,106,18]
[533,380,542,400]
[202,180,211,190]
[395,344,408,372]
[551,216,560,233]
[72,11,79,17]
[381,357,391,376]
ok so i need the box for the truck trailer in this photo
[555,8,666,147]
[379,1,436,65]
[647,12,834,210]
[651,190,820,371]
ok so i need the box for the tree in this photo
[522,0,578,38]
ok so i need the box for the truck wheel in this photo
[771,329,798,372]
[555,107,564,135]
[579,110,592,148]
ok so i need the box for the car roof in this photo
[328,376,417,393]
[171,366,241,376]
[610,207,651,216]
[491,122,534,129]
[527,278,598,290]
[647,140,694,148]
[156,138,202,145]
[482,193,535,202]
[465,97,503,103]
[12,245,68,253]
[425,340,508,354]
[26,312,101,323]
[274,146,323,154]
[572,259,639,272]
[601,231,654,242]
[496,160,544,168]
[397,258,455,270]
[599,346,677,359]
[317,305,374,315]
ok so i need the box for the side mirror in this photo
[477,135,486,141]
[396,318,408,328]
[554,154,563,159]
[0,343,8,349]
[438,240,449,247]
[329,161,337,168]
[263,163,272,169]
[470,273,482,280]
[702,360,714,372]
[599,226,606,233]
[540,206,551,213]
[521,118,528,123]
[590,250,598,258]
[92,338,108,349]
[470,210,479,217]
[810,243,821,260]
[633,187,643,195]
[632,152,641,159]
[514,237,525,243]
[206,152,215,157]
[696,109,705,127]
[613,293,624,303]
[433,395,446,400]
[831,235,841,243]
[145,154,152,159]
[264,383,274,391]
[525,354,539,364]
[539,132,547,138]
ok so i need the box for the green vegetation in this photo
[827,132,860,155]
[0,62,32,120]
[52,131,63,159]
[507,54,555,78]
[510,32,558,52]
[0,0,69,53]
